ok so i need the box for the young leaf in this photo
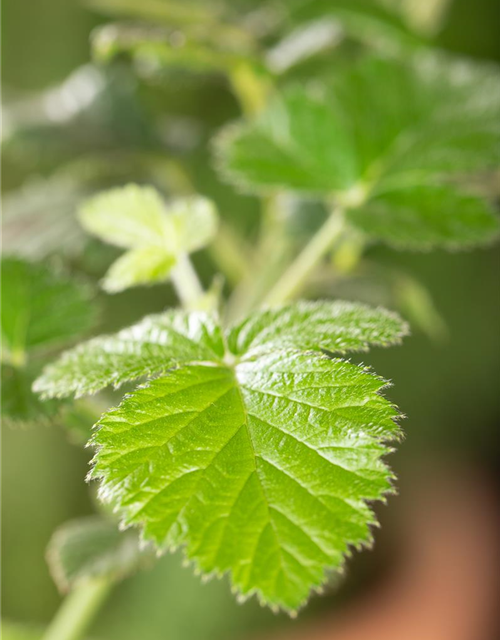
[36,301,408,610]
[216,55,500,250]
[79,185,218,292]
[1,257,96,365]
[46,516,149,592]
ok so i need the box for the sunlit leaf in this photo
[37,301,408,610]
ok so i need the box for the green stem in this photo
[171,253,205,309]
[42,578,112,640]
[263,206,345,306]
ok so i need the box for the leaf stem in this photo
[171,253,205,309]
[263,206,345,306]
[42,578,112,640]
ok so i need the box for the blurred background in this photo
[2,0,500,639]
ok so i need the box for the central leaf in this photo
[35,301,407,610]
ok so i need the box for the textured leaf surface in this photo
[34,311,224,398]
[216,55,500,249]
[38,302,407,610]
[46,516,148,592]
[79,185,218,292]
[1,258,96,364]
[227,301,407,356]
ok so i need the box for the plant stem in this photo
[42,578,112,640]
[263,206,345,306]
[171,253,205,309]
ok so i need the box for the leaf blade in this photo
[34,310,225,398]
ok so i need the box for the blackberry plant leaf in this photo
[349,184,500,250]
[36,301,408,610]
[216,54,500,249]
[34,311,224,398]
[79,185,218,292]
[1,365,67,428]
[46,516,150,592]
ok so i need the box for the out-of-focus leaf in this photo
[79,185,218,292]
[1,258,97,365]
[217,54,500,250]
[349,184,499,250]
[1,365,67,428]
[46,516,150,592]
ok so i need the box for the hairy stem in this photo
[171,254,205,309]
[42,578,112,640]
[263,206,345,306]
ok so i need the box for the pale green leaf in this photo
[78,184,172,249]
[46,516,149,592]
[79,185,218,292]
[101,246,177,293]
[34,310,224,398]
[37,302,407,610]
[1,257,96,364]
[349,184,499,249]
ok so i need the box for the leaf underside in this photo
[46,516,148,592]
[36,302,407,610]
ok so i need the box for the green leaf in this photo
[216,55,500,249]
[37,301,408,610]
[46,516,149,592]
[349,184,500,250]
[78,185,218,292]
[227,300,407,356]
[1,258,96,365]
[1,364,67,428]
[79,184,172,249]
[34,310,225,398]
[101,246,177,293]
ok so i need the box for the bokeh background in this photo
[2,1,500,639]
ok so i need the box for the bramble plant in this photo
[2,0,500,638]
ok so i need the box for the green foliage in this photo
[1,364,67,427]
[36,301,407,610]
[217,54,500,249]
[79,185,218,292]
[1,257,97,427]
[1,258,96,365]
[46,516,149,592]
